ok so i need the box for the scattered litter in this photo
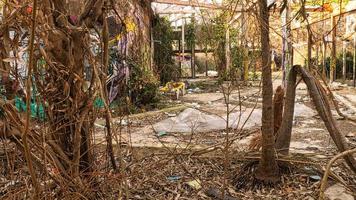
[309,175,321,181]
[314,155,327,159]
[207,70,218,77]
[167,113,177,117]
[157,131,168,137]
[167,175,181,181]
[94,123,106,129]
[187,87,201,93]
[191,103,201,108]
[202,140,215,145]
[114,120,128,126]
[186,179,202,190]
[3,180,19,188]
[346,132,356,137]
[303,166,313,172]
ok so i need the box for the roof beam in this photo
[152,0,224,10]
[156,10,197,15]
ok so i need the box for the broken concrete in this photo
[324,183,354,200]
[294,103,317,118]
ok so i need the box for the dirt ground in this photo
[1,73,356,199]
[90,72,356,199]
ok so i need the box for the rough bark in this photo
[273,86,284,134]
[275,65,356,173]
[0,0,114,195]
[248,86,284,151]
[275,67,297,154]
[256,0,280,183]
[102,2,117,171]
[33,0,104,176]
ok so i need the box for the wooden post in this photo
[330,15,336,83]
[182,18,185,77]
[205,43,208,77]
[191,41,195,78]
[191,14,196,78]
[176,21,182,77]
[307,28,312,71]
[240,3,249,82]
[150,26,154,70]
[342,41,347,83]
[225,24,231,73]
[352,35,356,87]
[322,39,327,79]
[178,39,182,77]
[316,42,319,66]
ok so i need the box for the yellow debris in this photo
[160,81,185,93]
[186,179,202,190]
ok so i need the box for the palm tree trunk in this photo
[256,0,280,184]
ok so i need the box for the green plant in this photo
[107,51,160,109]
[322,51,354,79]
[129,62,160,107]
[153,16,178,83]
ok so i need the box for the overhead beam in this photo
[173,49,214,54]
[152,0,225,10]
[292,8,356,30]
[156,11,197,15]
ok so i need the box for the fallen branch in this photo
[315,70,356,123]
[276,65,356,173]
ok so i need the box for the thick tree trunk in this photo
[33,0,105,176]
[256,0,280,183]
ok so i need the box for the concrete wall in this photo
[116,0,154,70]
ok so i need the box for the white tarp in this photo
[153,107,261,133]
[153,103,316,133]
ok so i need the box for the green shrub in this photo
[129,63,160,107]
